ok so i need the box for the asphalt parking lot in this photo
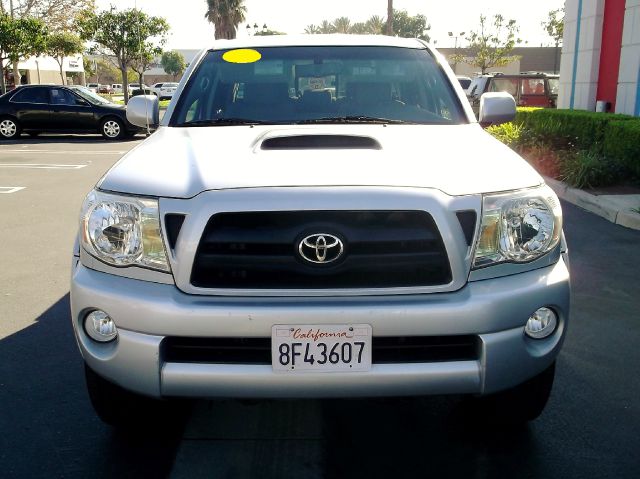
[1,136,639,478]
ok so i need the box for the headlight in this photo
[80,190,170,272]
[473,185,562,268]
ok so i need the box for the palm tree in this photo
[332,16,352,34]
[350,22,367,34]
[318,20,335,34]
[205,0,247,40]
[365,15,385,34]
[305,24,320,34]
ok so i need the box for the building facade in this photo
[558,0,640,115]
[2,55,85,88]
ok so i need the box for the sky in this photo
[96,0,566,50]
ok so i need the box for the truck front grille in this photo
[190,211,451,289]
[162,336,480,364]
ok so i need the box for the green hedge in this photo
[499,108,640,186]
[516,108,636,150]
[603,120,640,178]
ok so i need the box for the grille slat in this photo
[191,211,452,289]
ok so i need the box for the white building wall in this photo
[558,0,605,111]
[616,0,640,115]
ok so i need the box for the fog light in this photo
[84,310,117,342]
[525,307,557,339]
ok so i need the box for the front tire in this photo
[473,361,556,425]
[100,117,126,140]
[84,363,164,428]
[0,117,21,140]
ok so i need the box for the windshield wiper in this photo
[296,116,409,125]
[179,118,269,127]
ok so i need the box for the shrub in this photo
[515,109,635,151]
[603,120,640,179]
[515,107,542,126]
[486,122,523,149]
[560,150,624,189]
[491,108,640,187]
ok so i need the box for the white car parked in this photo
[152,82,179,100]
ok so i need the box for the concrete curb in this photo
[544,176,640,231]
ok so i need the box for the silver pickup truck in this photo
[71,35,570,427]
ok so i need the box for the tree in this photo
[84,55,95,80]
[130,43,161,87]
[45,31,84,85]
[0,13,48,94]
[77,8,169,103]
[1,0,95,31]
[2,0,94,85]
[350,22,367,34]
[365,15,385,34]
[161,50,186,81]
[392,10,430,41]
[205,0,246,40]
[386,0,393,35]
[306,12,427,38]
[304,24,320,34]
[88,58,120,84]
[332,17,351,34]
[459,14,520,74]
[543,8,564,74]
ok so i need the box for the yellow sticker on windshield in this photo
[222,49,262,64]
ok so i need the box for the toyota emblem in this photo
[298,234,344,264]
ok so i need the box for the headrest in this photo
[244,82,290,104]
[301,89,332,107]
[347,82,391,103]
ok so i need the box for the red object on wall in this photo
[597,0,626,111]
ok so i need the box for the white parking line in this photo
[0,164,87,169]
[0,187,26,194]
[0,149,126,155]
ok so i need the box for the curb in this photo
[544,176,640,231]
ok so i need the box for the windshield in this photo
[70,86,111,105]
[171,46,466,126]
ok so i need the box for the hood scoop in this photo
[260,134,382,150]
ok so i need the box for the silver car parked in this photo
[71,35,570,428]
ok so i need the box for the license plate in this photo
[271,324,372,373]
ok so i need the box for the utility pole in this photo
[386,0,393,36]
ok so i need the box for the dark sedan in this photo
[0,85,141,140]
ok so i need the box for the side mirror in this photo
[126,95,159,129]
[478,92,516,127]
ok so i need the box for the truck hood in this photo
[98,124,543,198]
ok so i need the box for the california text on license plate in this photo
[271,324,372,373]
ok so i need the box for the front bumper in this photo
[70,257,570,399]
